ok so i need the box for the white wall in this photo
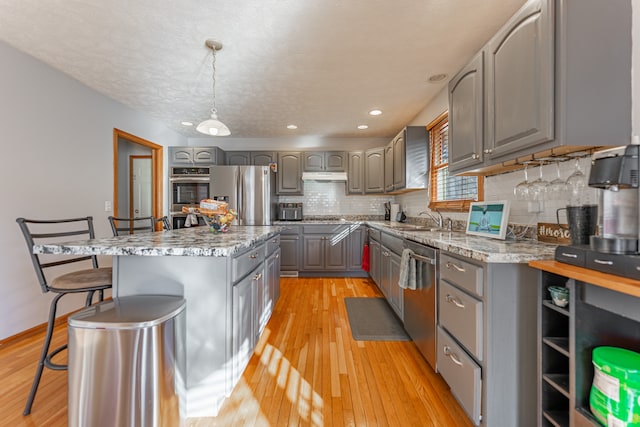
[0,41,187,340]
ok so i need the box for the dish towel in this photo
[361,243,370,272]
[184,213,198,227]
[398,248,417,290]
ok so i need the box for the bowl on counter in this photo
[548,286,570,307]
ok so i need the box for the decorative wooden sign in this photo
[537,222,571,244]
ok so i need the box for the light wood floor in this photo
[1,277,472,427]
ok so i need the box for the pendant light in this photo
[197,39,231,136]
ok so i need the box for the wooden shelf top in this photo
[529,260,640,299]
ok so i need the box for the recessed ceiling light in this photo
[357,125,369,130]
[369,109,382,116]
[427,73,448,83]
[287,124,298,130]
[181,121,193,126]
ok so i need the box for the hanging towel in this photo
[361,243,370,272]
[184,213,198,227]
[398,248,417,290]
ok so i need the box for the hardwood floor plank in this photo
[1,276,474,427]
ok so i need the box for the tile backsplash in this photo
[279,155,596,235]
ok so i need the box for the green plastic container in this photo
[590,346,640,426]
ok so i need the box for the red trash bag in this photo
[361,243,370,272]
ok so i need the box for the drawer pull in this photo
[250,253,258,259]
[561,252,578,259]
[446,261,465,272]
[275,254,280,259]
[446,294,465,309]
[253,272,262,281]
[444,346,464,366]
[383,251,390,257]
[594,259,613,266]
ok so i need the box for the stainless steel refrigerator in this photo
[209,166,276,225]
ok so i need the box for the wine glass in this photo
[514,162,532,200]
[527,161,549,202]
[547,158,568,200]
[566,157,587,205]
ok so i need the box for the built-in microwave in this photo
[170,166,210,213]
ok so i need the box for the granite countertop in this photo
[367,221,556,264]
[33,226,282,257]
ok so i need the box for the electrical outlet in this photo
[104,201,112,212]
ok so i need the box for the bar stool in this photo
[16,216,112,415]
[108,215,171,236]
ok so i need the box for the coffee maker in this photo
[554,142,640,279]
[588,144,639,255]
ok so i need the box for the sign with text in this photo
[537,222,571,244]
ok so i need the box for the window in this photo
[428,112,483,211]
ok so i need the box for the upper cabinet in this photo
[449,52,485,171]
[364,148,385,194]
[303,151,346,172]
[226,151,276,166]
[169,147,225,165]
[485,0,554,159]
[448,0,632,175]
[385,126,429,194]
[277,152,303,195]
[347,151,365,194]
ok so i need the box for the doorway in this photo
[113,129,163,228]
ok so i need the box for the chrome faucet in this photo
[418,210,443,228]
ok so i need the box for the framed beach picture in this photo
[466,201,511,240]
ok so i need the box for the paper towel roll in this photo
[390,204,400,222]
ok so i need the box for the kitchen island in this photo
[34,226,282,419]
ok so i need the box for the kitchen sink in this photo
[389,225,443,232]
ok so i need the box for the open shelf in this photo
[543,410,570,427]
[543,337,569,357]
[543,299,570,316]
[543,374,570,398]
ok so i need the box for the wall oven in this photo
[170,166,210,228]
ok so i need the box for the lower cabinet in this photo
[231,264,263,384]
[369,235,381,287]
[379,231,403,319]
[279,225,300,273]
[438,251,538,427]
[302,228,347,271]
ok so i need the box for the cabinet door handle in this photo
[483,148,493,154]
[250,253,258,259]
[253,272,262,281]
[275,254,280,259]
[446,261,465,272]
[594,259,613,266]
[471,153,478,160]
[446,294,465,309]
[383,251,390,257]
[561,252,578,259]
[444,346,463,366]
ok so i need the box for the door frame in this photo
[113,129,163,229]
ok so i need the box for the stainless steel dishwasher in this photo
[403,239,438,371]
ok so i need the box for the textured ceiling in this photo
[0,0,525,138]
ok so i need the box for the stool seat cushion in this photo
[50,267,112,291]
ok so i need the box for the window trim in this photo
[427,111,483,212]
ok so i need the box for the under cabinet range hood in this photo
[301,171,348,181]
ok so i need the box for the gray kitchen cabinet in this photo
[448,0,632,175]
[392,132,405,189]
[347,224,365,270]
[303,151,346,172]
[277,152,303,195]
[484,0,554,160]
[347,151,364,194]
[227,151,275,166]
[301,224,348,271]
[169,146,225,165]
[226,151,250,165]
[279,225,300,273]
[448,52,485,172]
[384,142,394,193]
[264,247,280,328]
[251,152,276,166]
[364,148,385,193]
[380,231,403,319]
[368,228,382,287]
[437,252,538,426]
